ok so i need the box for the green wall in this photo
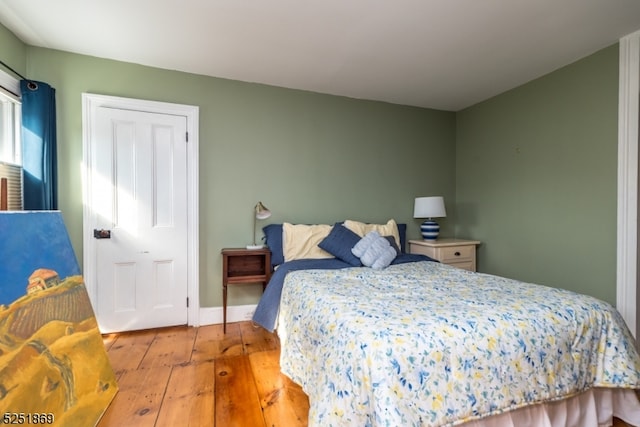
[0,23,26,77]
[455,44,619,305]
[12,44,456,308]
[0,22,622,310]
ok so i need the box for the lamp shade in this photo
[413,196,446,219]
[255,201,271,220]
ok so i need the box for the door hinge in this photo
[186,297,189,308]
[186,132,189,142]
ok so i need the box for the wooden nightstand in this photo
[409,239,480,272]
[221,248,271,333]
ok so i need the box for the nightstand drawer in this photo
[448,261,474,271]
[227,254,268,279]
[409,244,432,257]
[409,239,480,272]
[439,245,474,262]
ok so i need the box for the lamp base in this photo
[420,219,440,240]
[246,244,265,250]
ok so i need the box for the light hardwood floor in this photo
[97,321,308,427]
[98,321,633,427]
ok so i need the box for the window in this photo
[0,70,21,166]
[0,70,22,210]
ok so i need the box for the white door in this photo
[87,106,188,333]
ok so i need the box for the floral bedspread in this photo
[277,261,640,427]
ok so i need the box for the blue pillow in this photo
[318,224,363,267]
[397,223,406,253]
[351,230,397,269]
[263,223,284,268]
[264,222,407,269]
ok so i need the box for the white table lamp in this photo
[413,196,446,240]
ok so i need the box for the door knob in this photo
[93,229,111,239]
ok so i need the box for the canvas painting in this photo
[0,211,117,426]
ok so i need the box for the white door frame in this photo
[617,30,640,338]
[81,93,200,327]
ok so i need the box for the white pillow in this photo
[282,223,333,262]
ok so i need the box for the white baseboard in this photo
[198,304,257,326]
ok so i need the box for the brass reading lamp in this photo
[247,201,271,250]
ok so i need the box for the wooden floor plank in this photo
[249,349,309,427]
[101,332,119,351]
[155,359,216,427]
[192,323,244,361]
[105,329,157,374]
[215,355,266,427]
[240,321,280,353]
[98,364,172,427]
[139,326,197,369]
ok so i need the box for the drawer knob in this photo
[454,251,461,256]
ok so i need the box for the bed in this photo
[252,221,640,427]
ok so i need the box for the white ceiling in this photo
[1,0,639,111]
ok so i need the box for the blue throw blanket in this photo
[252,254,434,331]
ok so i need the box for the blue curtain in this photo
[20,80,57,210]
